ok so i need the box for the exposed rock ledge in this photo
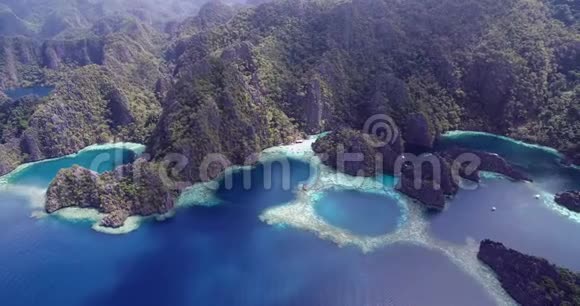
[555,191,580,213]
[478,240,580,306]
[45,158,175,228]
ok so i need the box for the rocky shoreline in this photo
[478,240,580,306]
[312,128,531,210]
[555,191,580,213]
[45,159,175,228]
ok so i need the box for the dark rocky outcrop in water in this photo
[478,240,580,306]
[555,191,580,213]
[45,159,175,228]
[396,153,457,210]
[312,129,533,210]
[396,147,531,208]
[440,148,532,182]
[100,209,131,228]
[396,171,447,210]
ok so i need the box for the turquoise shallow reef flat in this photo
[1,143,143,188]
[0,132,579,305]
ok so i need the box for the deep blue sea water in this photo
[4,86,54,100]
[0,132,579,305]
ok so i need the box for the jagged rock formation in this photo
[0,14,167,176]
[0,14,166,90]
[0,0,211,39]
[312,128,403,177]
[0,64,162,177]
[403,113,435,152]
[555,191,580,213]
[147,38,302,183]
[478,240,580,306]
[311,129,530,209]
[45,159,175,228]
[395,153,457,210]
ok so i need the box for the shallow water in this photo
[432,131,580,271]
[0,146,496,306]
[4,86,54,100]
[6,148,137,188]
[313,189,403,236]
[1,132,579,305]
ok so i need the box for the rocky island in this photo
[478,240,580,306]
[555,191,580,213]
[45,159,175,228]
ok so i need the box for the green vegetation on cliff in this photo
[0,0,573,220]
[45,159,175,228]
[0,12,169,175]
[155,0,580,172]
[479,240,580,306]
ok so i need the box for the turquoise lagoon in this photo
[0,132,578,305]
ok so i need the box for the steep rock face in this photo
[168,0,236,60]
[0,36,42,89]
[160,0,580,162]
[0,15,165,176]
[394,146,530,209]
[403,113,435,152]
[106,88,135,128]
[45,166,101,213]
[396,153,456,210]
[304,78,325,133]
[555,191,580,213]
[396,174,446,210]
[3,68,160,180]
[148,38,299,184]
[478,240,580,306]
[45,159,175,228]
[312,129,403,177]
[0,140,23,176]
[310,129,533,210]
[41,38,104,70]
[0,95,45,142]
[100,209,130,228]
[0,0,206,39]
[10,65,161,166]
